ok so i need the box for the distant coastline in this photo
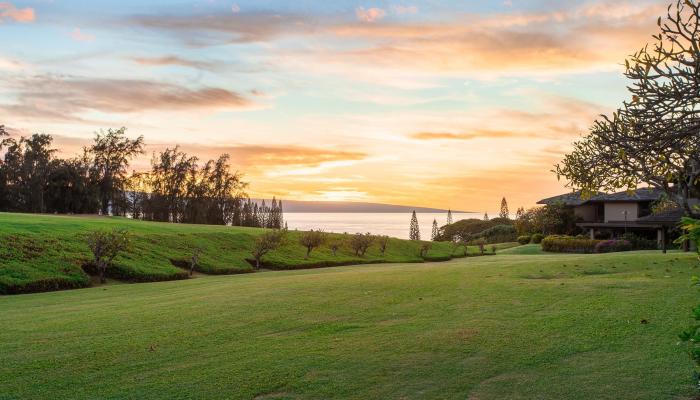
[252,199,470,213]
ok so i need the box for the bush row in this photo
[517,233,545,245]
[541,235,643,254]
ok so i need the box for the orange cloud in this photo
[0,2,34,23]
[356,7,386,23]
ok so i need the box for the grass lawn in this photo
[0,213,467,294]
[2,250,699,399]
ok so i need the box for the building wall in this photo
[574,205,597,222]
[604,202,639,222]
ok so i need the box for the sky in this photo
[0,0,667,212]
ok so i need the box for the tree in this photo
[446,209,453,225]
[515,207,525,220]
[299,229,326,258]
[349,232,374,257]
[377,235,390,256]
[409,211,420,240]
[499,197,509,219]
[89,128,144,216]
[556,0,700,217]
[431,219,439,241]
[251,230,285,269]
[86,229,131,284]
[328,237,343,256]
[483,212,489,221]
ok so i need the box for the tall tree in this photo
[556,0,700,216]
[431,219,439,241]
[499,197,509,219]
[446,209,453,225]
[89,128,144,215]
[409,211,420,240]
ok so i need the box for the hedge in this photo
[541,235,602,253]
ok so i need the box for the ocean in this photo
[283,212,481,240]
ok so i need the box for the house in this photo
[537,188,684,250]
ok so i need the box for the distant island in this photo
[253,199,470,213]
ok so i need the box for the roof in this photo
[637,207,685,224]
[538,188,665,206]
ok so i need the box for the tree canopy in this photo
[556,0,700,216]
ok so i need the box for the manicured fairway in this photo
[1,250,698,399]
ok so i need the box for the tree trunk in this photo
[99,261,106,284]
[255,258,260,269]
[306,248,311,259]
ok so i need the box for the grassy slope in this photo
[0,213,463,294]
[1,251,698,399]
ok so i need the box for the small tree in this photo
[483,212,489,221]
[86,229,131,284]
[377,235,390,257]
[420,242,432,258]
[327,237,343,256]
[499,197,509,219]
[409,211,420,240]
[431,219,439,241]
[299,229,326,259]
[251,230,285,269]
[189,246,203,276]
[475,237,487,255]
[350,232,374,257]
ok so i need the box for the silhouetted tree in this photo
[499,197,509,219]
[431,219,439,241]
[409,211,420,240]
[89,128,144,216]
[447,209,453,225]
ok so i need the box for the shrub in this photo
[419,242,432,257]
[531,233,545,244]
[517,235,531,245]
[541,235,601,254]
[437,218,513,242]
[594,239,633,253]
[621,232,658,250]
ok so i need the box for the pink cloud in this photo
[356,7,386,23]
[0,2,34,23]
[70,28,95,42]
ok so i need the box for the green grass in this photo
[1,250,698,399]
[499,243,547,255]
[0,213,464,294]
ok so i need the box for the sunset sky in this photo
[0,0,665,211]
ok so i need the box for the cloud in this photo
[411,130,528,141]
[0,2,34,23]
[231,3,240,13]
[130,55,216,70]
[0,76,255,120]
[128,12,312,44]
[355,7,386,22]
[70,28,95,42]
[391,5,418,15]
